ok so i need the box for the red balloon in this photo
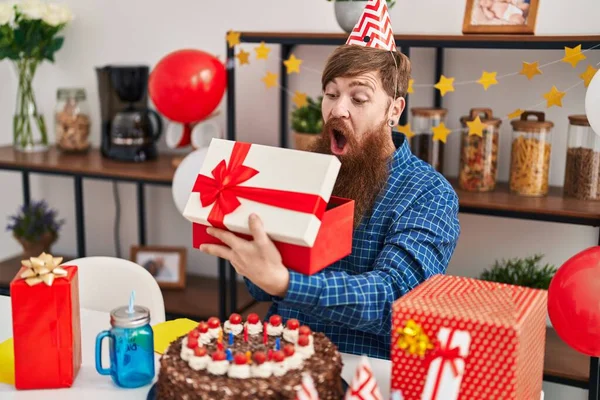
[548,246,600,357]
[148,49,226,124]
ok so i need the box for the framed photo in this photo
[131,245,186,289]
[462,0,539,34]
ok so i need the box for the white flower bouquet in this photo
[0,0,74,151]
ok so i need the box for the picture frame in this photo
[462,0,539,34]
[131,245,186,289]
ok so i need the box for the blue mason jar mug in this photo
[95,305,155,388]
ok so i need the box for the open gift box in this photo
[183,139,355,275]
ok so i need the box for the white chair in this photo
[61,256,166,325]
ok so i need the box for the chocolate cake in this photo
[156,313,345,399]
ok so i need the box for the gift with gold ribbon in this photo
[9,253,81,389]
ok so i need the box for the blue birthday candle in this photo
[226,348,233,361]
[275,337,280,351]
[229,331,234,346]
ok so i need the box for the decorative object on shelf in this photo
[479,254,557,290]
[131,245,187,290]
[165,111,222,169]
[548,246,600,357]
[585,65,600,136]
[149,49,226,156]
[54,88,91,153]
[172,147,210,215]
[407,108,447,174]
[6,200,65,259]
[327,0,396,33]
[291,95,323,151]
[563,115,600,200]
[458,108,501,192]
[96,65,163,162]
[0,1,74,152]
[462,0,540,34]
[509,111,553,197]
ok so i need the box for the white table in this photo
[0,295,392,399]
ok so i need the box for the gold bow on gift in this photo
[396,319,434,357]
[19,252,67,286]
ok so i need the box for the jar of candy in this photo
[509,111,554,197]
[55,88,91,152]
[563,114,600,200]
[409,107,447,173]
[458,108,501,192]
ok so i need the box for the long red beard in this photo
[308,118,391,229]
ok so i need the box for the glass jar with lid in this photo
[563,114,600,200]
[409,107,447,173]
[458,108,501,192]
[55,88,91,153]
[509,111,554,197]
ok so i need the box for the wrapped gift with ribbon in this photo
[10,253,81,390]
[182,138,354,275]
[391,274,547,400]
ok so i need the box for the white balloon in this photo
[585,71,600,136]
[172,147,209,215]
[191,120,222,150]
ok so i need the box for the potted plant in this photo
[479,254,558,327]
[327,0,397,33]
[291,95,323,151]
[0,1,74,152]
[6,200,65,259]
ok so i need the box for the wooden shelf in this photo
[545,327,590,385]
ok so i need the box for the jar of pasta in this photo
[55,88,91,153]
[563,115,600,200]
[409,107,447,173]
[509,111,553,197]
[458,108,501,192]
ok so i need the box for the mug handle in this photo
[95,330,111,375]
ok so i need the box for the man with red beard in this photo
[199,5,460,360]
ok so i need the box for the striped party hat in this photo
[345,0,396,51]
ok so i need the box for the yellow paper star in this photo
[477,71,498,91]
[432,122,451,143]
[580,65,598,88]
[292,91,308,108]
[236,49,250,66]
[407,79,414,94]
[283,54,303,74]
[519,61,542,80]
[562,45,586,68]
[543,86,565,108]
[396,123,415,139]
[255,42,271,60]
[262,71,278,89]
[434,75,454,97]
[226,30,241,48]
[508,109,524,119]
[466,116,486,137]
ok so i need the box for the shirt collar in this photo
[388,132,412,173]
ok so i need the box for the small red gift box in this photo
[183,139,355,275]
[391,274,547,400]
[10,254,82,390]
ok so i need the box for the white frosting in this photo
[267,323,283,336]
[199,333,212,345]
[188,355,211,371]
[251,362,273,378]
[208,326,222,339]
[282,328,298,343]
[228,363,251,379]
[245,322,263,335]
[207,359,229,375]
[272,360,289,376]
[180,338,195,361]
[223,321,243,335]
[286,352,303,370]
[296,336,315,359]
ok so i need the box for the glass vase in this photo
[12,59,49,152]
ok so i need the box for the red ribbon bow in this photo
[192,142,328,229]
[423,329,465,400]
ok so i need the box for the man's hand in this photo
[198,213,290,297]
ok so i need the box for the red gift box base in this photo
[193,196,354,275]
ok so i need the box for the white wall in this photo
[0,1,597,398]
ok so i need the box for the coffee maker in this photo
[96,65,163,162]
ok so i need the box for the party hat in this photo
[344,356,383,400]
[346,0,396,51]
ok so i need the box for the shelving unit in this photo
[225,31,600,399]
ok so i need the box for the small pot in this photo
[333,1,394,33]
[15,231,57,260]
[294,131,320,151]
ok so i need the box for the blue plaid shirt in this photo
[244,135,460,360]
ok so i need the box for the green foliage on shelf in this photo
[291,95,324,134]
[479,254,557,290]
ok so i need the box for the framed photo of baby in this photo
[463,0,539,34]
[131,245,187,289]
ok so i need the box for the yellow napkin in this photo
[152,318,198,354]
[0,338,15,385]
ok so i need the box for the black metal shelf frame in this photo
[226,32,600,399]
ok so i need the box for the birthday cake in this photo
[156,313,345,399]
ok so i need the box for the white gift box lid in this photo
[182,139,341,247]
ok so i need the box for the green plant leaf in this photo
[479,254,557,290]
